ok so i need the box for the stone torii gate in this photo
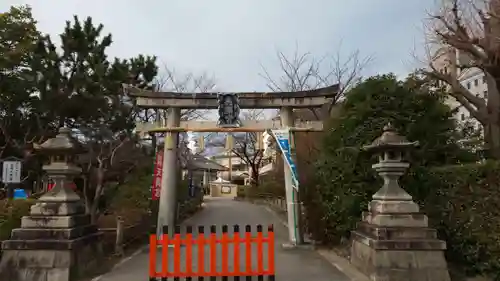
[124,84,339,246]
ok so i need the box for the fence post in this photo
[115,216,124,256]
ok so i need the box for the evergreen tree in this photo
[33,15,157,221]
[310,73,477,243]
[0,6,51,157]
[2,7,158,218]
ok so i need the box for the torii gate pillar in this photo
[157,108,181,237]
[280,107,304,246]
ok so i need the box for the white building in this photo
[458,69,487,124]
[431,47,487,130]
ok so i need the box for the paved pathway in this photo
[94,197,350,281]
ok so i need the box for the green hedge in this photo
[312,74,478,243]
[107,174,152,213]
[0,199,36,241]
[406,161,500,278]
[236,180,286,199]
[308,74,499,278]
[314,159,500,278]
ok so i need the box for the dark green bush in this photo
[176,179,191,202]
[235,179,286,199]
[258,179,286,197]
[407,161,500,278]
[108,174,152,213]
[312,73,500,277]
[313,74,477,244]
[0,199,36,241]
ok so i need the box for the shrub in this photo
[313,74,477,244]
[0,199,36,241]
[257,179,286,197]
[107,173,152,214]
[236,185,250,198]
[407,161,500,278]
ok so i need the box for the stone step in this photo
[362,211,428,227]
[29,201,85,216]
[21,214,90,229]
[11,225,98,240]
[2,232,102,251]
[351,231,447,250]
[368,199,420,214]
[355,221,438,240]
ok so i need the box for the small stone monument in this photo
[350,123,450,281]
[0,127,102,281]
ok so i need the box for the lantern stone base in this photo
[30,201,86,216]
[0,237,102,281]
[350,219,450,281]
[0,201,103,281]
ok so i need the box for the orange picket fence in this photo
[149,224,275,281]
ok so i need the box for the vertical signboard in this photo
[2,161,22,184]
[152,149,164,200]
[271,129,299,189]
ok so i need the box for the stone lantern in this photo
[35,127,84,204]
[349,123,450,281]
[0,127,103,281]
[362,122,419,210]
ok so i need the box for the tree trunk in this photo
[250,164,259,186]
[6,184,13,199]
[485,75,500,159]
[90,200,99,224]
[90,166,105,224]
[58,115,65,128]
[151,133,157,156]
[251,175,259,187]
[484,123,500,159]
[82,173,93,215]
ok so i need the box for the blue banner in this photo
[271,129,299,189]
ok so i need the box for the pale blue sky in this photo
[2,0,436,91]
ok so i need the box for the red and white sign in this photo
[152,149,164,200]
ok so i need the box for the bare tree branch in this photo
[419,0,500,158]
[154,63,217,121]
[229,109,266,185]
[260,43,372,119]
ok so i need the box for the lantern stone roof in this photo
[363,123,419,152]
[34,127,85,153]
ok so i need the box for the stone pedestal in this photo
[0,195,103,281]
[350,200,450,281]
